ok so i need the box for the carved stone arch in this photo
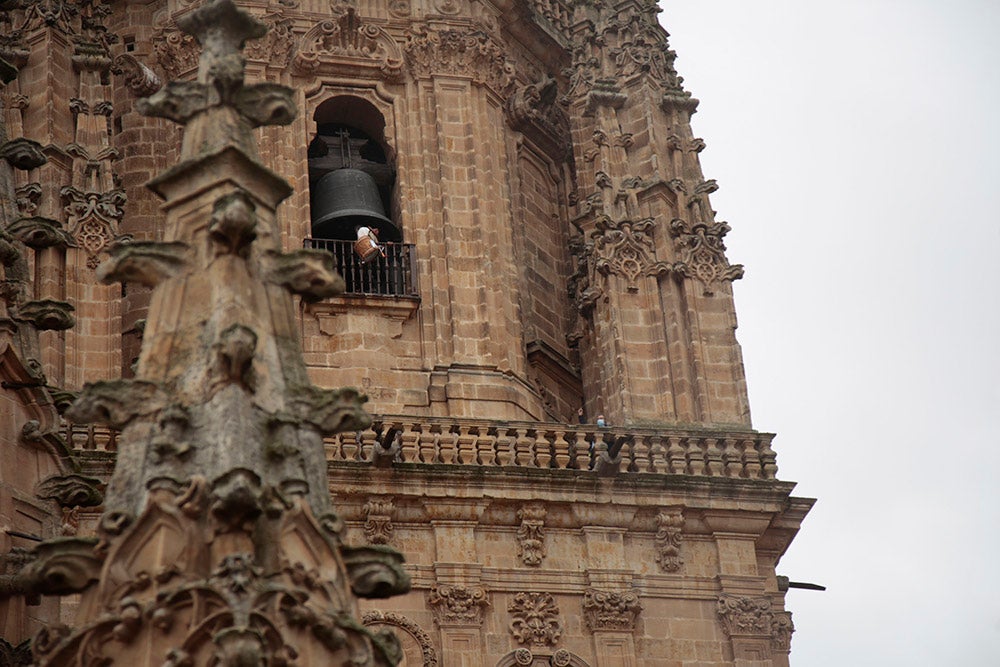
[362,610,438,666]
[496,648,591,667]
[302,83,398,164]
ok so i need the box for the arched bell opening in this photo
[308,96,401,243]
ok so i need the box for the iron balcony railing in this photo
[304,238,418,298]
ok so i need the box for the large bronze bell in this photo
[311,168,400,241]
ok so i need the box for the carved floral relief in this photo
[508,591,562,646]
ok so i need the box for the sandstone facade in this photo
[0,1,812,665]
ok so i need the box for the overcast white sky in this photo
[662,2,1000,665]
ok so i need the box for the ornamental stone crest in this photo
[363,496,395,545]
[654,508,684,572]
[61,186,127,269]
[405,24,515,95]
[516,503,546,566]
[428,584,490,626]
[582,588,642,631]
[508,592,562,646]
[292,7,403,79]
[669,218,744,295]
[592,215,671,291]
[717,594,773,637]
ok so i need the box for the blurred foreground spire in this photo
[28,1,409,663]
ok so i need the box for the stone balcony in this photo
[63,416,780,481]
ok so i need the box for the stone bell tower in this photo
[0,0,812,665]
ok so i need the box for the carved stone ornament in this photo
[505,77,571,160]
[96,241,189,288]
[293,8,404,79]
[30,478,406,666]
[11,299,75,331]
[111,53,163,97]
[771,611,795,652]
[582,588,642,631]
[654,508,684,572]
[61,186,127,266]
[405,24,515,95]
[516,503,546,567]
[152,27,200,80]
[0,137,47,170]
[428,584,490,626]
[669,218,744,295]
[6,217,75,250]
[35,473,104,508]
[717,594,774,637]
[65,378,167,429]
[14,183,42,217]
[363,611,439,667]
[592,215,671,291]
[363,497,395,545]
[265,248,346,302]
[508,591,562,646]
[244,11,296,69]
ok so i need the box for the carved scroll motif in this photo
[654,508,684,572]
[362,497,395,545]
[516,504,546,567]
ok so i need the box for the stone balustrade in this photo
[62,416,779,479]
